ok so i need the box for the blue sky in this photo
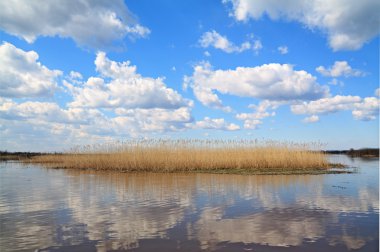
[0,0,379,151]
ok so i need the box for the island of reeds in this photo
[22,139,347,175]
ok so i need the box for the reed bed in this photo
[28,139,336,174]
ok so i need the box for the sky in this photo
[0,0,379,152]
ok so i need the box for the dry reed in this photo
[28,139,334,174]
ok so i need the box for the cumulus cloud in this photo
[192,117,240,131]
[184,62,328,110]
[0,118,108,152]
[66,52,190,109]
[0,100,236,150]
[185,79,232,112]
[291,95,379,121]
[114,107,193,133]
[0,100,103,125]
[0,42,62,98]
[352,97,380,121]
[0,99,195,150]
[291,95,361,115]
[277,46,288,54]
[199,30,262,53]
[0,99,116,150]
[302,115,319,123]
[224,0,380,51]
[316,61,365,77]
[0,48,199,149]
[236,100,281,129]
[328,78,344,86]
[69,71,83,80]
[0,0,150,49]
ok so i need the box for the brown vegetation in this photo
[27,139,338,174]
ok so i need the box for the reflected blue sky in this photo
[0,156,378,251]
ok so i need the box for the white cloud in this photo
[192,117,240,131]
[277,46,288,54]
[114,107,193,133]
[0,100,103,125]
[189,82,233,112]
[69,71,83,80]
[0,0,150,49]
[302,115,319,123]
[0,48,199,149]
[291,95,361,115]
[204,51,211,57]
[66,52,190,109]
[184,62,328,110]
[199,30,261,53]
[0,46,200,150]
[67,71,83,85]
[236,100,281,129]
[316,61,364,77]
[291,95,379,121]
[0,99,116,150]
[0,118,107,152]
[0,42,61,98]
[352,97,380,121]
[224,0,380,51]
[240,118,262,129]
[0,99,195,150]
[328,78,344,86]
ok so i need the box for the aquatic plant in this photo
[29,139,333,174]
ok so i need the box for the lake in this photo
[0,155,378,251]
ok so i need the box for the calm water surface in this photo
[0,155,378,251]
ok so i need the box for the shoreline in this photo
[3,155,353,175]
[2,146,375,175]
[324,148,379,158]
[4,159,351,175]
[2,148,378,161]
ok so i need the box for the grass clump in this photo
[28,139,337,174]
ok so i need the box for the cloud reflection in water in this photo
[0,158,378,251]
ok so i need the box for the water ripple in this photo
[0,157,378,251]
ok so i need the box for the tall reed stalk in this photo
[30,139,330,173]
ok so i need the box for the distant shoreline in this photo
[2,148,379,161]
[0,151,47,161]
[0,147,377,175]
[324,148,379,158]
